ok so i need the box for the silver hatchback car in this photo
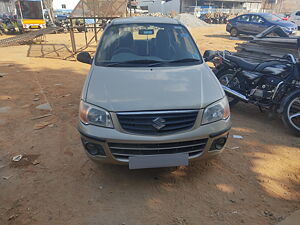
[77,17,231,169]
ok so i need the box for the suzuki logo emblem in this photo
[152,117,166,130]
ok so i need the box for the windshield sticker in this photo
[139,29,154,35]
[174,26,183,29]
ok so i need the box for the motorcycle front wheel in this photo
[217,70,242,107]
[282,91,300,136]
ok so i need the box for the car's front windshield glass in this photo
[263,14,281,21]
[95,23,202,67]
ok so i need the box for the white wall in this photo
[0,0,15,15]
[243,2,262,12]
[53,0,80,10]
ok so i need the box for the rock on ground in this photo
[175,13,208,28]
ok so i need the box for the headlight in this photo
[282,27,291,32]
[79,101,113,128]
[202,97,230,125]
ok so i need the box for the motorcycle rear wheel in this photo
[282,92,300,136]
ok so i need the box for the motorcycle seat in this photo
[226,55,260,71]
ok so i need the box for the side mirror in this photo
[203,50,216,62]
[77,52,92,64]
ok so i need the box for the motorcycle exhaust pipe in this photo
[221,85,249,102]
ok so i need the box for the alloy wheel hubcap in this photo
[219,74,240,102]
[288,97,300,131]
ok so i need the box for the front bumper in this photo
[78,117,231,166]
[22,24,46,30]
[282,27,297,35]
[226,23,233,32]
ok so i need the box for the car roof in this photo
[111,16,181,25]
[253,13,275,17]
[238,13,274,17]
[241,13,278,16]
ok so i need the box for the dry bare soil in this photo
[0,25,299,225]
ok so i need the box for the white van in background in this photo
[289,11,300,29]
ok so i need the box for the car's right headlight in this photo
[79,100,114,128]
[202,97,230,125]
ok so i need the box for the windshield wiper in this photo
[105,58,200,67]
[149,58,201,67]
[168,58,201,63]
[105,60,164,67]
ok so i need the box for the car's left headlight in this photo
[79,100,114,128]
[202,97,230,125]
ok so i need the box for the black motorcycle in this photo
[204,50,300,135]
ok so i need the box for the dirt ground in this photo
[0,25,299,225]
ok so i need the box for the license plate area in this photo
[129,153,188,169]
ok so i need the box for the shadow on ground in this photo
[27,44,75,61]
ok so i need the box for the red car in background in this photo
[276,13,289,21]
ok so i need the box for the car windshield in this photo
[95,23,202,67]
[263,14,281,22]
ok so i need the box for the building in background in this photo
[139,0,263,14]
[52,0,80,10]
[138,0,180,14]
[196,0,262,11]
[278,0,300,13]
[0,0,15,15]
[262,0,300,13]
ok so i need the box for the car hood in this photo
[272,20,296,28]
[84,63,224,112]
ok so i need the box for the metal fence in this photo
[0,27,61,47]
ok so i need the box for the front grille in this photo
[117,110,199,135]
[108,139,207,160]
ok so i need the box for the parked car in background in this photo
[276,13,289,21]
[227,13,297,37]
[77,17,231,169]
[289,11,300,29]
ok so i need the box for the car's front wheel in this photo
[230,28,239,37]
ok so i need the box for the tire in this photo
[282,92,300,136]
[230,28,239,37]
[217,70,242,107]
[77,27,86,32]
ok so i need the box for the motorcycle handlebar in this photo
[203,50,232,62]
[282,54,296,64]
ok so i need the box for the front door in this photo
[249,15,268,34]
[236,15,252,34]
